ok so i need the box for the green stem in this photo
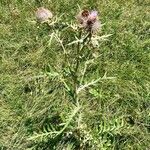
[73,30,92,105]
[79,31,92,52]
[72,30,82,104]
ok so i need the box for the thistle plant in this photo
[1,2,149,150]
[27,7,115,149]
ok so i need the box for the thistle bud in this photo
[35,7,53,23]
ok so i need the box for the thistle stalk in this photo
[73,29,92,105]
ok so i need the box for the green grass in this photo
[0,0,150,149]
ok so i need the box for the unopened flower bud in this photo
[35,7,53,23]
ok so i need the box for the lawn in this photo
[0,0,150,149]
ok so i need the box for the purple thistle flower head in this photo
[90,11,98,18]
[76,9,101,33]
[88,11,98,22]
